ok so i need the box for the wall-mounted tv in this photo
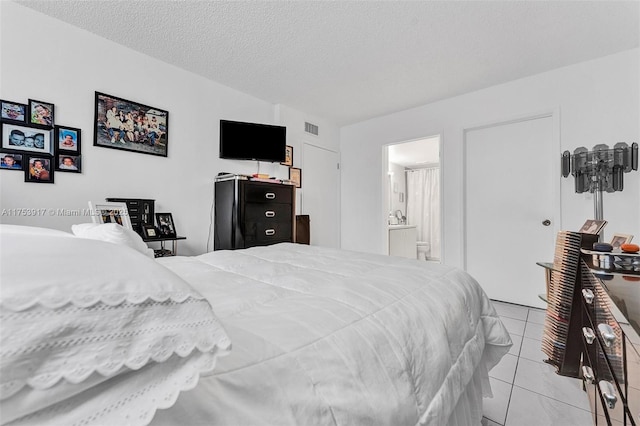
[219,120,286,163]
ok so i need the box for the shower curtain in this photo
[406,167,441,260]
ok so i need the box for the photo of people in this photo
[56,126,81,152]
[156,213,177,237]
[94,92,169,157]
[25,157,53,183]
[29,99,54,127]
[1,100,26,122]
[610,234,633,250]
[578,219,607,235]
[56,154,81,173]
[1,123,52,154]
[0,153,22,170]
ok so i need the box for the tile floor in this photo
[481,300,593,426]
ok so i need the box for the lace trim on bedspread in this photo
[7,349,227,426]
[0,298,231,400]
[0,290,206,311]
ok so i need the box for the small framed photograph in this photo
[1,99,27,123]
[1,122,53,155]
[28,99,55,128]
[142,224,159,239]
[0,151,23,170]
[281,145,293,166]
[155,212,177,238]
[56,154,81,173]
[56,125,81,153]
[89,201,132,229]
[578,219,607,235]
[25,156,54,184]
[610,234,633,250]
[289,167,301,188]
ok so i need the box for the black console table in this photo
[143,236,186,257]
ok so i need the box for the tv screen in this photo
[219,120,286,163]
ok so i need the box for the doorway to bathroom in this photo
[384,135,441,261]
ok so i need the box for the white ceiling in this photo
[389,136,440,168]
[16,0,639,126]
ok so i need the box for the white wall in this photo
[341,49,640,267]
[0,2,338,255]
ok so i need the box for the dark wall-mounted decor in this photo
[55,154,81,173]
[28,99,55,128]
[0,150,23,170]
[282,145,293,166]
[289,167,301,188]
[1,100,27,123]
[1,122,53,155]
[55,125,81,153]
[94,92,168,157]
[25,155,54,183]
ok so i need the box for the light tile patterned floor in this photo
[481,300,593,426]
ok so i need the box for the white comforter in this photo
[152,243,511,426]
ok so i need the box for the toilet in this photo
[416,241,430,260]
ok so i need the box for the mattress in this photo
[151,243,512,426]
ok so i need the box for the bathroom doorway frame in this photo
[382,134,444,262]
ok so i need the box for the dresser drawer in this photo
[244,221,292,245]
[244,203,292,223]
[243,182,293,204]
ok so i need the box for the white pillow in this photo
[71,222,155,258]
[0,225,231,425]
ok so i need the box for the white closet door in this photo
[465,115,557,308]
[302,143,340,248]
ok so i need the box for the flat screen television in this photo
[219,120,286,163]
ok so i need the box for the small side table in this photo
[143,236,186,257]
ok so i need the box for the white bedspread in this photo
[152,243,511,426]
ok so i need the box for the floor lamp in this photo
[561,142,638,221]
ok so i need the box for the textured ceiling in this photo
[16,1,640,126]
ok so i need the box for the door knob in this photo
[542,219,551,226]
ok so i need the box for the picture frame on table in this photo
[1,99,27,123]
[94,92,169,157]
[610,233,633,250]
[281,145,293,166]
[28,99,55,128]
[142,224,159,239]
[24,155,54,184]
[289,167,301,188]
[1,122,53,155]
[155,212,177,238]
[56,125,81,153]
[578,219,607,235]
[89,201,133,229]
[55,154,81,173]
[0,150,23,171]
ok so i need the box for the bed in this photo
[0,224,511,426]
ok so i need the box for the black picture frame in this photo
[55,125,81,153]
[155,212,177,238]
[55,154,81,173]
[25,155,54,183]
[142,224,159,239]
[28,99,55,128]
[0,150,24,171]
[94,92,169,157]
[1,122,53,155]
[1,99,27,123]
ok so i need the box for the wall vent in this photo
[304,122,319,136]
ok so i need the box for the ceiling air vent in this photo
[304,122,319,136]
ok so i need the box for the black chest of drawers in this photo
[579,259,640,426]
[214,177,295,250]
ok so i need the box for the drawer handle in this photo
[265,193,276,200]
[582,327,595,344]
[265,211,276,218]
[597,323,616,348]
[582,289,594,304]
[582,366,594,384]
[265,229,276,236]
[598,380,617,409]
